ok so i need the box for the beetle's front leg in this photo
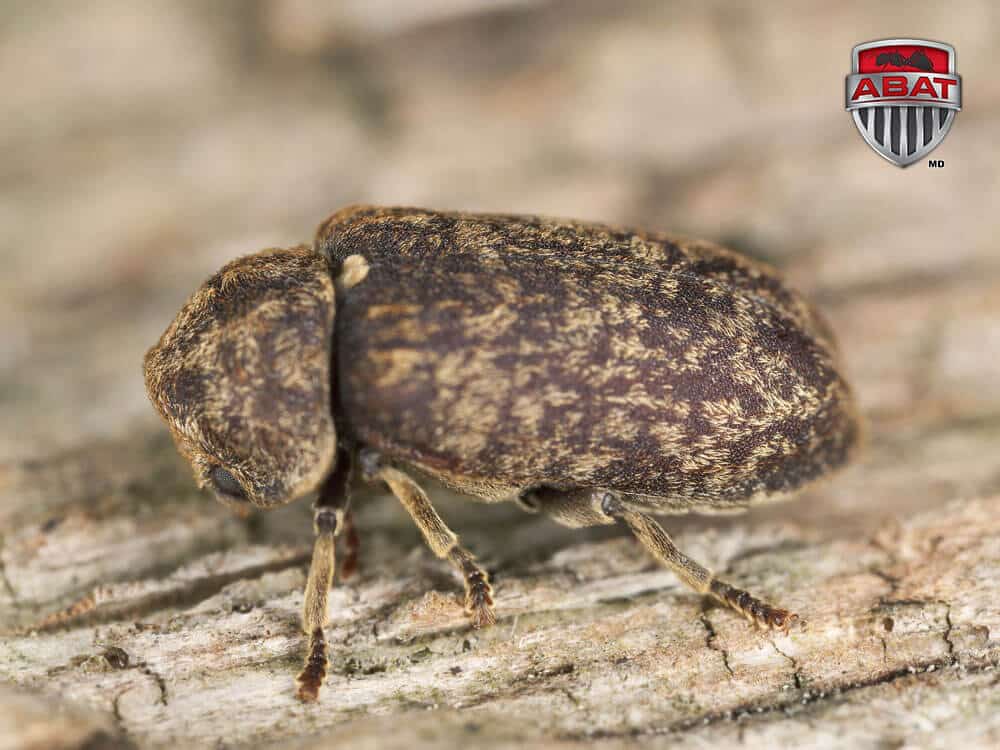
[296,450,353,702]
[359,449,496,628]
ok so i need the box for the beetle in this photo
[143,206,860,701]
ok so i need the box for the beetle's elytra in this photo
[143,206,860,701]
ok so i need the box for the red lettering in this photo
[910,76,937,98]
[882,76,908,97]
[934,77,957,98]
[851,78,879,100]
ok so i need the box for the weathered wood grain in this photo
[2,441,998,749]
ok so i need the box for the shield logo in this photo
[845,39,962,167]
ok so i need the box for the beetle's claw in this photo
[468,601,497,629]
[296,680,321,703]
[709,579,800,635]
[757,606,800,634]
[465,570,496,628]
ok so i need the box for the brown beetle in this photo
[144,206,860,701]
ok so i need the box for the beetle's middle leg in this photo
[520,487,797,632]
[360,450,495,628]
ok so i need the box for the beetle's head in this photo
[143,246,338,510]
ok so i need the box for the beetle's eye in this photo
[210,466,246,500]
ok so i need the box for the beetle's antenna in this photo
[295,450,353,702]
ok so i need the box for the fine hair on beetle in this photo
[142,205,860,701]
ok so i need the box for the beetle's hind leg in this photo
[520,486,797,632]
[360,450,495,628]
[602,495,798,632]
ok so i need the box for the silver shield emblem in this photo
[845,39,962,167]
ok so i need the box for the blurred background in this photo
[2,1,999,538]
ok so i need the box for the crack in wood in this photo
[699,610,734,678]
[770,639,802,691]
[574,656,998,741]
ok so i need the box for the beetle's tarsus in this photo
[466,574,497,629]
[708,579,799,633]
[450,547,496,628]
[295,627,328,702]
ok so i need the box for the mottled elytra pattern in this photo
[143,247,338,508]
[318,206,859,512]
